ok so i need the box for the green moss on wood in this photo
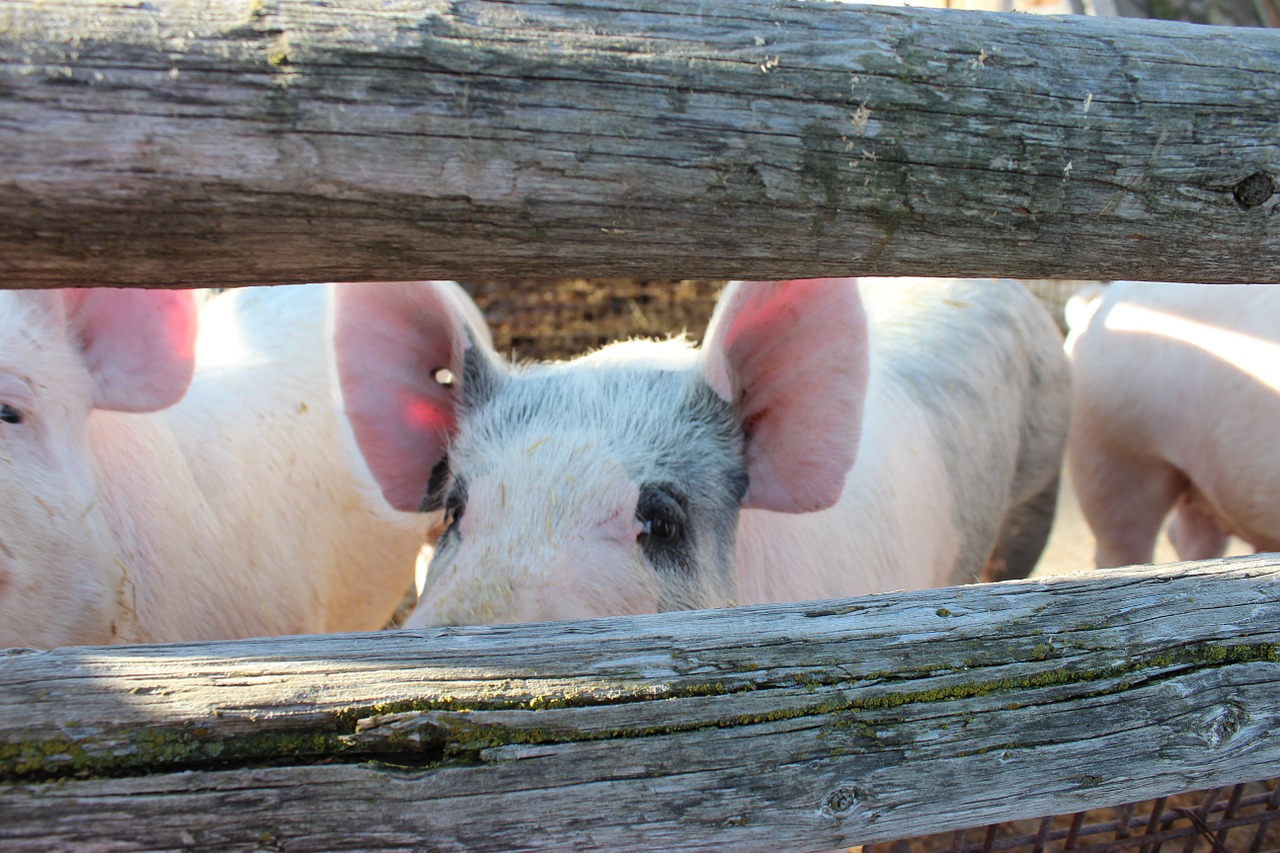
[4,641,1274,783]
[0,725,350,782]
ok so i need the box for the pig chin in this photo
[0,545,117,648]
[0,481,120,648]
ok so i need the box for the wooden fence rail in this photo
[1,0,1279,287]
[2,556,1278,852]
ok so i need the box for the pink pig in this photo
[1066,281,1280,567]
[335,278,1071,626]
[0,283,457,649]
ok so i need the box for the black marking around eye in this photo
[637,483,693,574]
[429,477,468,546]
[419,455,451,513]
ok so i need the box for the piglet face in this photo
[407,443,661,625]
[0,288,195,649]
[0,346,109,648]
[405,343,749,627]
[335,279,869,628]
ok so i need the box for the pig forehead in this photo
[454,360,742,484]
[464,443,641,537]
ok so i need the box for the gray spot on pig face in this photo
[636,380,749,599]
[430,345,750,614]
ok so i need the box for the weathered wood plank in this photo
[1,556,1278,851]
[0,0,1278,287]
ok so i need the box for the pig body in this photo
[0,284,434,648]
[335,278,1071,627]
[737,279,1070,602]
[1065,281,1280,567]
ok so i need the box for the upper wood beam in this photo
[1,1,1278,287]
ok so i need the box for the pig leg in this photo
[1070,444,1184,569]
[1167,499,1230,562]
[983,472,1061,582]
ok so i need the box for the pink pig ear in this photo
[61,288,198,413]
[333,281,492,513]
[701,279,870,513]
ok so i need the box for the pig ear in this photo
[701,279,870,513]
[333,281,495,513]
[62,288,198,413]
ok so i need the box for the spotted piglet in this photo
[335,278,1071,627]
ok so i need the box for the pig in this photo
[0,282,482,649]
[334,278,1072,627]
[1065,281,1280,568]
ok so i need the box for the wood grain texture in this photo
[0,0,1278,287]
[2,556,1278,851]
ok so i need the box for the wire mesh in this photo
[868,780,1280,853]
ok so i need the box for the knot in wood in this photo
[1199,700,1248,750]
[822,784,862,816]
[1232,172,1275,209]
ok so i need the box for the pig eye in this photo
[637,484,686,551]
[642,515,678,542]
[441,483,467,532]
[0,404,24,425]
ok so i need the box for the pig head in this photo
[335,281,869,625]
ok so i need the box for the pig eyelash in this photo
[439,480,468,539]
[0,404,24,425]
[636,482,688,561]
